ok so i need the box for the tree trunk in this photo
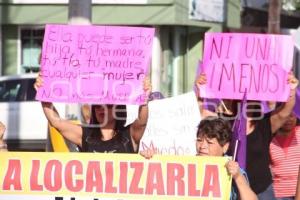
[65,0,92,144]
[268,0,282,34]
[68,0,91,25]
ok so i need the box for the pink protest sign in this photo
[199,33,294,102]
[36,24,155,104]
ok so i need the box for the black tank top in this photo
[81,127,135,153]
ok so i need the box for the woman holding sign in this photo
[34,74,151,153]
[196,117,257,200]
[195,72,299,200]
[141,116,258,200]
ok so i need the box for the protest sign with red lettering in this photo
[0,152,231,200]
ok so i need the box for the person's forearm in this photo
[277,88,296,119]
[41,101,61,127]
[136,104,148,127]
[130,103,149,145]
[234,174,258,200]
[271,88,296,133]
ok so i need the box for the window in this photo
[0,80,22,102]
[0,78,37,102]
[21,28,44,73]
[26,79,37,101]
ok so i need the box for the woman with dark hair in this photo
[196,116,257,200]
[141,116,258,200]
[270,112,300,200]
[34,75,152,153]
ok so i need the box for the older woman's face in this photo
[280,113,297,132]
[196,134,228,157]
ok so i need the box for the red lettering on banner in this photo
[201,165,221,198]
[129,162,144,194]
[30,160,43,191]
[44,160,62,192]
[105,161,117,193]
[145,163,165,195]
[65,160,83,192]
[166,163,185,196]
[85,161,103,192]
[119,162,128,193]
[188,164,201,196]
[2,159,22,191]
[0,157,228,198]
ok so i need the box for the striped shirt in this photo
[270,126,300,198]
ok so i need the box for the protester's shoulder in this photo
[252,112,272,129]
[82,126,92,137]
[81,126,98,144]
[118,126,131,140]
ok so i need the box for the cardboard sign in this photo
[36,24,154,105]
[200,33,294,102]
[0,152,231,200]
[139,92,201,155]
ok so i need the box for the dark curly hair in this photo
[197,116,232,146]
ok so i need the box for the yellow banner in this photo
[0,152,232,200]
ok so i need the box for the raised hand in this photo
[34,72,44,91]
[195,73,207,88]
[143,76,152,104]
[0,121,6,141]
[140,148,157,159]
[226,160,242,180]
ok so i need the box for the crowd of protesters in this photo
[0,70,299,200]
[0,38,300,200]
[195,72,300,200]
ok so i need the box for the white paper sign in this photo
[139,92,201,155]
[125,104,139,127]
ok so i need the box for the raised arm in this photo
[226,161,258,200]
[195,73,218,118]
[130,77,151,147]
[270,73,299,133]
[34,75,83,146]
